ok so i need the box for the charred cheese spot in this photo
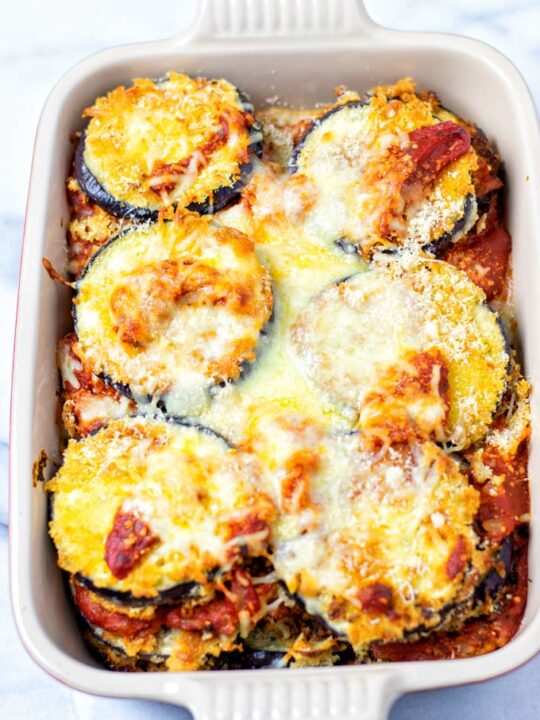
[271,432,487,648]
[46,417,275,599]
[74,214,273,415]
[291,85,478,257]
[291,259,509,449]
[79,73,260,217]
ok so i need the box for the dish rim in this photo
[10,1,540,717]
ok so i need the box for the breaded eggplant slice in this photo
[290,84,478,258]
[76,73,262,220]
[291,258,509,449]
[46,416,275,602]
[74,214,273,416]
[71,566,283,670]
[268,427,489,649]
[83,623,240,672]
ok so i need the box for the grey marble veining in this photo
[2,1,539,718]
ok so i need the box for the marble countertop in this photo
[2,0,539,717]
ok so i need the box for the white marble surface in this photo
[2,0,539,717]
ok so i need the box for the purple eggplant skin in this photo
[75,116,263,222]
[74,133,157,222]
[288,100,367,174]
[74,572,203,607]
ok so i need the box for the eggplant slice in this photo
[270,428,491,650]
[290,258,509,450]
[46,416,275,602]
[74,214,273,416]
[76,73,262,221]
[83,623,242,672]
[290,98,478,258]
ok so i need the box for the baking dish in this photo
[9,0,540,717]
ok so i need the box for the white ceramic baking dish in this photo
[10,1,540,717]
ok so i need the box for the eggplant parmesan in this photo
[270,431,489,647]
[76,73,262,220]
[290,80,478,257]
[47,416,275,599]
[46,75,530,671]
[74,214,273,415]
[290,258,509,450]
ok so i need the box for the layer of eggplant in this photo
[73,214,273,418]
[75,73,262,221]
[290,258,509,449]
[270,427,492,649]
[46,416,275,602]
[82,623,242,672]
[66,176,129,278]
[369,528,529,662]
[76,574,348,671]
[290,93,478,258]
[57,332,136,438]
[71,561,290,671]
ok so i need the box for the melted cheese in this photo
[191,163,367,444]
[293,96,477,256]
[47,417,275,598]
[58,77,530,666]
[83,73,255,211]
[75,214,272,415]
[269,431,487,647]
[291,258,509,449]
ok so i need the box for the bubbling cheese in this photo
[46,417,275,598]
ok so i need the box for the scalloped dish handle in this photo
[178,0,376,43]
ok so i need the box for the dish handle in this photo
[178,0,376,43]
[163,671,401,720]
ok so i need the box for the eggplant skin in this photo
[75,133,157,223]
[218,648,286,670]
[82,627,165,672]
[74,572,202,607]
[425,193,476,256]
[75,132,263,222]
[288,100,366,173]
